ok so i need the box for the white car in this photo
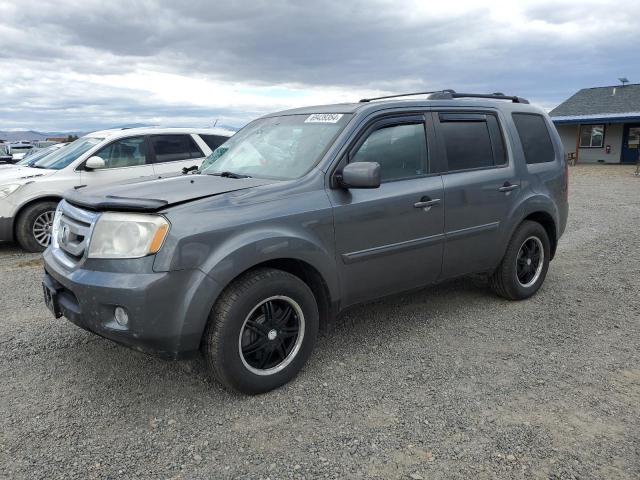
[0,127,232,251]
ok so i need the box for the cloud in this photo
[0,0,638,131]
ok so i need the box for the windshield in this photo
[33,137,102,170]
[200,113,352,180]
[17,144,63,165]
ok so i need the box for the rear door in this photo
[149,134,205,176]
[434,110,522,278]
[79,135,155,187]
[328,113,445,307]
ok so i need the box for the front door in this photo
[328,114,445,307]
[621,124,640,164]
[79,135,155,187]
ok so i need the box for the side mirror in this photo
[85,156,106,170]
[337,162,381,189]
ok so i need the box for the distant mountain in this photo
[0,130,85,142]
[0,124,241,143]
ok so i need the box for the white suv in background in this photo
[0,127,232,251]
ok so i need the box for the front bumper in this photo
[42,248,221,359]
[0,198,17,242]
[0,216,13,242]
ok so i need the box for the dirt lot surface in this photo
[1,165,639,479]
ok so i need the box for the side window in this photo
[351,123,427,181]
[150,135,203,163]
[200,134,229,151]
[94,136,148,169]
[439,113,505,171]
[512,113,556,164]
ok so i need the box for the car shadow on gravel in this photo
[53,275,494,401]
[0,241,23,254]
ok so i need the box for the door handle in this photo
[414,198,441,211]
[498,182,520,192]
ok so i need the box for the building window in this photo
[579,124,605,148]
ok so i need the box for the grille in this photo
[53,201,98,267]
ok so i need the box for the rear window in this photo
[512,113,556,164]
[200,134,229,151]
[150,135,203,163]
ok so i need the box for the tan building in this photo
[550,84,640,164]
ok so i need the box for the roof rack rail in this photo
[359,89,529,104]
[359,90,449,103]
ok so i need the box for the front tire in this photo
[15,201,59,253]
[202,268,319,394]
[490,221,550,300]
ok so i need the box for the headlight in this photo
[51,205,63,249]
[88,212,170,259]
[0,184,22,199]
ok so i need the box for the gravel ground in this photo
[1,165,639,480]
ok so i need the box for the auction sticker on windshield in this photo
[304,114,344,123]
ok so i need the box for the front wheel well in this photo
[14,196,62,236]
[522,211,557,259]
[222,258,334,327]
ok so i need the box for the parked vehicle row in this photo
[4,141,34,161]
[39,91,568,394]
[0,127,231,251]
[0,143,12,164]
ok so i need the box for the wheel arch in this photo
[184,231,341,327]
[14,195,62,237]
[223,258,335,326]
[508,200,559,260]
[522,211,557,259]
[501,195,560,264]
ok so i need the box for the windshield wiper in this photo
[209,171,251,179]
[182,165,199,174]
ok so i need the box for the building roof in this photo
[549,84,640,123]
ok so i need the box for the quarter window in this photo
[512,113,556,164]
[94,136,148,169]
[579,124,605,148]
[439,113,505,171]
[150,135,203,163]
[200,134,229,151]
[351,123,427,181]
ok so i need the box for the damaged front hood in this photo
[64,174,277,212]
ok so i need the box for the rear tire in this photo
[202,268,319,394]
[490,221,550,300]
[15,201,59,253]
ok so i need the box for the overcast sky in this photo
[0,0,638,132]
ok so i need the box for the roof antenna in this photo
[619,77,629,87]
[213,119,218,127]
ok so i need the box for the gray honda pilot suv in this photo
[42,90,568,394]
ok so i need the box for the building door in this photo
[621,123,640,164]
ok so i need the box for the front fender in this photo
[200,230,340,302]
